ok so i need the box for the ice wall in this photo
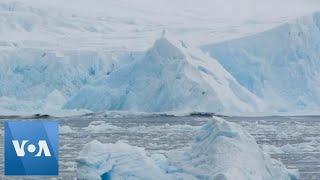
[204,12,320,112]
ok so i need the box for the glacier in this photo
[0,0,320,114]
[64,37,265,114]
[77,117,297,180]
[203,12,320,112]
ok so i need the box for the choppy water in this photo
[0,114,319,179]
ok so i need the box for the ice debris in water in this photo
[77,117,297,180]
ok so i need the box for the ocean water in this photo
[0,114,319,180]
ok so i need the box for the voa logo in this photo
[12,140,51,157]
[4,121,59,176]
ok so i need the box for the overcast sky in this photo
[5,0,320,20]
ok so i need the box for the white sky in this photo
[11,0,320,19]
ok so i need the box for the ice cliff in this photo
[0,48,132,115]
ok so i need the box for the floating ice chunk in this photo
[169,117,296,180]
[77,117,296,180]
[77,140,172,180]
[83,121,124,133]
[60,125,76,134]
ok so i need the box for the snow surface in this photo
[204,12,320,113]
[65,37,265,114]
[77,117,297,180]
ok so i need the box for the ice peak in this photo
[148,37,186,60]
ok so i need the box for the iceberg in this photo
[65,37,265,114]
[168,117,296,180]
[77,117,296,180]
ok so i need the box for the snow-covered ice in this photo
[77,117,296,180]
